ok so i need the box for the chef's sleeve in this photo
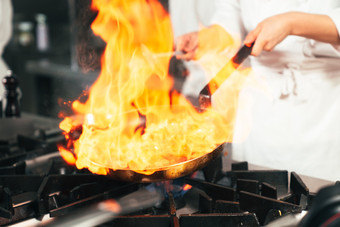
[209,0,246,41]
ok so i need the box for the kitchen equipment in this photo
[106,143,224,182]
[78,104,225,183]
[102,44,254,182]
[0,114,335,226]
[95,44,254,182]
[198,42,254,110]
[65,44,254,183]
[299,184,340,227]
[58,101,226,183]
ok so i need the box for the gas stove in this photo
[0,114,339,227]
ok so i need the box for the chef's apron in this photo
[211,0,340,181]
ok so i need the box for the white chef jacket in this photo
[0,0,12,97]
[211,0,340,181]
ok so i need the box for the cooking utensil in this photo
[198,42,254,110]
[107,143,224,182]
[64,44,253,183]
[109,44,254,182]
[103,44,250,182]
[63,105,225,183]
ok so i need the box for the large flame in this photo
[59,0,247,176]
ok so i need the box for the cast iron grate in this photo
[0,115,336,226]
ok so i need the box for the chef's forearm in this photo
[288,12,340,45]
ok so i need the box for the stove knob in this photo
[299,184,340,227]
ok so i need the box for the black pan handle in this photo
[198,42,254,110]
[231,42,254,66]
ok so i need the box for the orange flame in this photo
[58,145,76,165]
[183,184,192,191]
[58,0,247,176]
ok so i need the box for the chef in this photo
[0,0,12,97]
[175,0,340,181]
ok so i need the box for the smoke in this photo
[73,0,171,73]
[74,0,104,73]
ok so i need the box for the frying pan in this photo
[59,44,252,182]
[104,43,253,182]
[107,143,224,182]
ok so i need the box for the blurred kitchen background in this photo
[3,0,107,118]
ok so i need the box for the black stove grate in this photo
[0,115,337,226]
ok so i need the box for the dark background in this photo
[3,0,169,118]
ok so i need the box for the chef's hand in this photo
[175,31,199,60]
[244,12,340,56]
[244,13,292,56]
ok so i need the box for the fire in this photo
[58,145,76,165]
[58,0,248,176]
[183,184,192,191]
